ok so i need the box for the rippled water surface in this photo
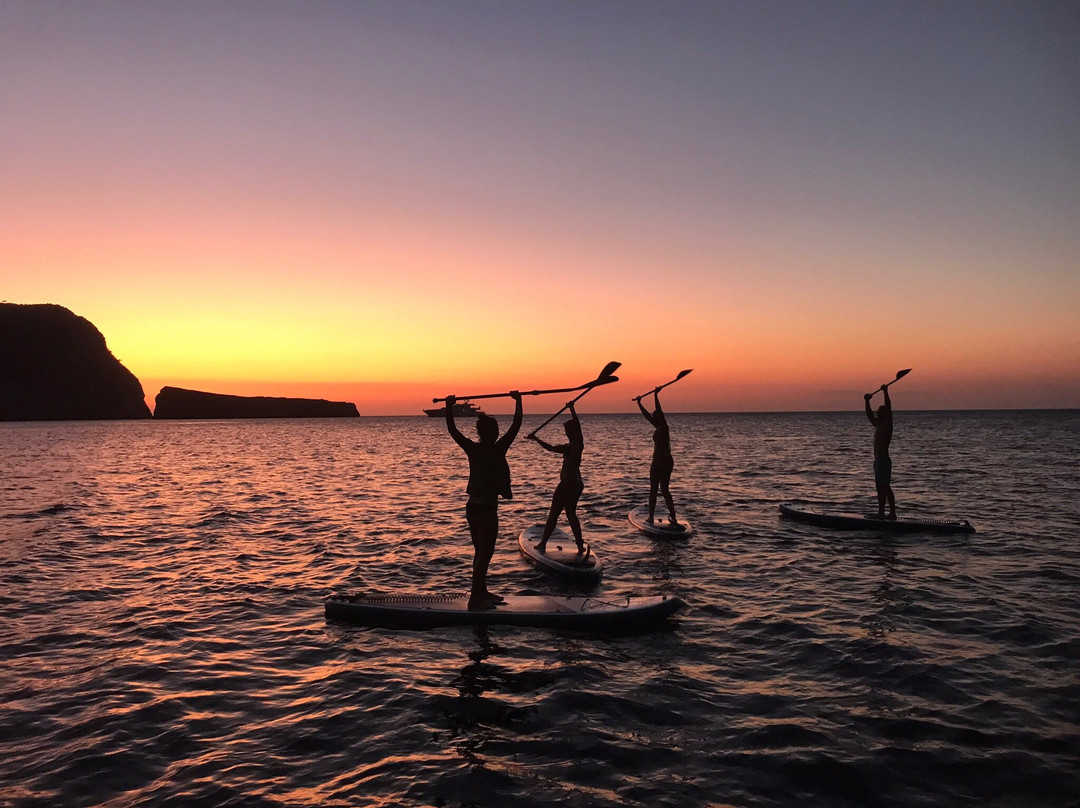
[2,412,1078,807]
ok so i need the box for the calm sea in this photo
[1,411,1078,808]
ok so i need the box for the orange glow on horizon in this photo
[138,355,1080,417]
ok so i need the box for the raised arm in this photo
[498,391,524,449]
[637,394,659,427]
[444,395,470,450]
[881,386,892,421]
[864,392,878,426]
[529,434,564,454]
[567,401,584,451]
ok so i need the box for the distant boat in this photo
[424,401,484,418]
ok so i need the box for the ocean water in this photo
[1,411,1078,808]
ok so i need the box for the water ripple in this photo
[0,413,1078,807]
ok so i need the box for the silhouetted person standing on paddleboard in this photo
[864,386,896,519]
[445,391,523,609]
[528,401,586,555]
[636,390,681,528]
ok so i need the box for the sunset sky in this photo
[2,1,1077,413]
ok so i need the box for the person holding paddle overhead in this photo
[445,391,523,609]
[636,390,681,528]
[528,401,586,555]
[865,385,897,520]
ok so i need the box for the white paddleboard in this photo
[325,592,682,631]
[628,504,693,539]
[518,525,602,583]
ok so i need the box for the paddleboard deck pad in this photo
[778,503,975,534]
[325,592,682,630]
[628,504,693,539]
[518,525,602,583]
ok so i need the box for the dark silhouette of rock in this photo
[154,387,359,419]
[1,302,152,421]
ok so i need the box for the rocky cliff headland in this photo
[153,387,359,419]
[1,303,152,421]
[2,303,361,421]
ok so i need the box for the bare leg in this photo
[648,469,660,522]
[538,485,569,550]
[660,476,679,526]
[565,499,584,550]
[472,545,493,597]
[467,506,499,608]
[873,458,894,519]
[538,498,561,550]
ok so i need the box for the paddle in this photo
[632,369,693,401]
[433,361,622,404]
[867,368,912,397]
[529,368,620,436]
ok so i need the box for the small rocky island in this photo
[154,387,359,419]
[1,302,152,421]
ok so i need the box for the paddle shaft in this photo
[434,363,621,404]
[434,383,588,404]
[867,368,912,398]
[530,378,610,435]
[633,369,693,401]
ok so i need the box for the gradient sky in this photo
[2,1,1077,413]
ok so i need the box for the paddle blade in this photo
[676,369,693,380]
[895,368,912,380]
[597,361,621,380]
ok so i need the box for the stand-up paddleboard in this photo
[325,592,682,631]
[778,503,975,535]
[518,525,602,584]
[628,504,693,539]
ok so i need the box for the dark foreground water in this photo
[1,411,1078,807]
